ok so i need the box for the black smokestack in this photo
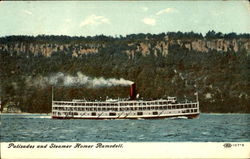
[130,83,136,100]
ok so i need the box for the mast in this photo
[52,85,54,105]
[48,86,54,115]
[195,91,199,113]
[196,91,199,102]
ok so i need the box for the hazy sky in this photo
[0,1,249,37]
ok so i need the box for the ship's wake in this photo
[169,116,188,120]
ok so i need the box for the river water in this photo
[1,113,249,142]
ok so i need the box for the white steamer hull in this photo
[52,101,200,120]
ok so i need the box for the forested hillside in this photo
[0,31,249,113]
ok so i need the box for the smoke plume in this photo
[26,72,133,88]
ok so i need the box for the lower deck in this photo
[52,113,199,119]
[52,108,199,119]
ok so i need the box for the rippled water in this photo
[1,113,249,142]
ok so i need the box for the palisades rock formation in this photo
[0,31,249,113]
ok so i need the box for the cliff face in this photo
[0,33,250,113]
[125,37,250,58]
[0,36,249,57]
[0,43,100,57]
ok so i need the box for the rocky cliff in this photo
[1,36,249,58]
[1,32,250,113]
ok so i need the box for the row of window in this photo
[53,112,78,116]
[182,109,198,113]
[53,104,197,111]
[53,109,198,117]
[53,101,177,106]
[53,111,150,116]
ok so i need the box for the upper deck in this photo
[52,97,198,108]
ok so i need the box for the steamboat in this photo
[52,83,199,119]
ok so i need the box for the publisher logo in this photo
[223,143,232,148]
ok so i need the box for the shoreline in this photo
[0,113,51,115]
[0,112,249,115]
